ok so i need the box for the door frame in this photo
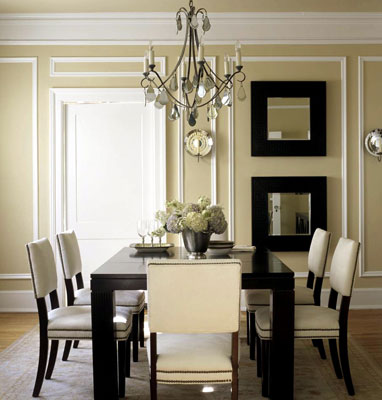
[49,88,166,303]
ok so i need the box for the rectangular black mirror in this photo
[251,81,326,156]
[252,176,327,251]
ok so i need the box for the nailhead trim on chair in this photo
[157,379,232,384]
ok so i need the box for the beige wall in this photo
[1,42,382,295]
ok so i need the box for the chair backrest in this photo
[329,237,360,297]
[57,231,82,279]
[147,259,242,334]
[308,228,331,278]
[26,238,57,299]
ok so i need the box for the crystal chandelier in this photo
[141,0,246,126]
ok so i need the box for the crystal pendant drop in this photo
[168,103,180,121]
[191,15,199,29]
[188,112,196,126]
[202,16,211,32]
[192,74,199,88]
[158,90,169,105]
[169,74,178,91]
[176,15,182,33]
[145,85,156,103]
[195,94,202,104]
[214,94,223,110]
[222,88,232,106]
[207,104,218,120]
[197,81,206,98]
[204,76,215,91]
[154,93,165,109]
[192,105,199,120]
[183,79,193,94]
[237,83,247,101]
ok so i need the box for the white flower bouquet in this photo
[155,196,227,235]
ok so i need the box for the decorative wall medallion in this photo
[184,129,213,161]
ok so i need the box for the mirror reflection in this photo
[268,193,311,236]
[267,97,310,140]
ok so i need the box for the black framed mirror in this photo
[252,176,327,251]
[251,81,326,156]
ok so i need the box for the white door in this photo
[52,89,166,289]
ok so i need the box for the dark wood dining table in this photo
[91,246,295,400]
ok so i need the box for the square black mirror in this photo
[251,81,326,156]
[252,176,327,251]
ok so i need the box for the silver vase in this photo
[182,228,211,259]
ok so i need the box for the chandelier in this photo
[141,0,246,126]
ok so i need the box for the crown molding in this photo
[1,12,382,45]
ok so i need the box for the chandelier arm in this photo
[203,61,225,85]
[196,8,207,17]
[197,73,238,107]
[187,25,193,79]
[191,30,199,77]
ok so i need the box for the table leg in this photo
[269,288,294,399]
[91,290,118,399]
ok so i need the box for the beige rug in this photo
[1,327,382,399]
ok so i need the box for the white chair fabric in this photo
[330,238,359,297]
[147,333,233,384]
[255,305,339,340]
[73,287,145,312]
[147,259,242,334]
[57,231,82,279]
[48,305,132,340]
[308,228,331,278]
[26,238,57,299]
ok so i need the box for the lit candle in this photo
[148,42,155,66]
[224,54,230,75]
[197,42,204,62]
[235,41,242,67]
[181,61,186,78]
[143,51,149,73]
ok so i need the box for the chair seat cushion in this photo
[147,333,233,384]
[245,286,315,312]
[255,305,340,340]
[74,287,145,312]
[47,305,132,340]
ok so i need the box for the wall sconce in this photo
[184,129,213,162]
[365,129,382,162]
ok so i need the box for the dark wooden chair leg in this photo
[132,313,139,362]
[261,340,269,397]
[150,379,157,400]
[62,340,72,361]
[312,339,318,347]
[125,336,131,378]
[32,333,49,397]
[45,340,59,379]
[313,339,327,359]
[246,310,250,345]
[256,335,262,378]
[139,308,145,348]
[339,333,355,395]
[73,340,79,348]
[118,340,126,398]
[249,312,256,360]
[231,332,239,400]
[329,339,343,379]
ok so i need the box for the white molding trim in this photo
[358,56,382,277]
[228,58,235,241]
[0,57,38,241]
[50,88,166,300]
[243,56,347,238]
[0,274,31,280]
[3,12,382,45]
[177,57,217,205]
[0,290,36,312]
[50,56,166,77]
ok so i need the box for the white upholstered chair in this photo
[57,231,145,362]
[26,238,132,398]
[245,228,331,364]
[255,237,360,397]
[147,259,242,400]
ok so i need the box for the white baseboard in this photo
[240,287,382,310]
[0,290,37,312]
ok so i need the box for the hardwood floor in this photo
[0,310,381,365]
[0,313,38,352]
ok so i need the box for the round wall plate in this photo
[184,129,213,157]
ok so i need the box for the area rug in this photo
[1,327,382,399]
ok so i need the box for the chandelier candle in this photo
[141,0,246,126]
